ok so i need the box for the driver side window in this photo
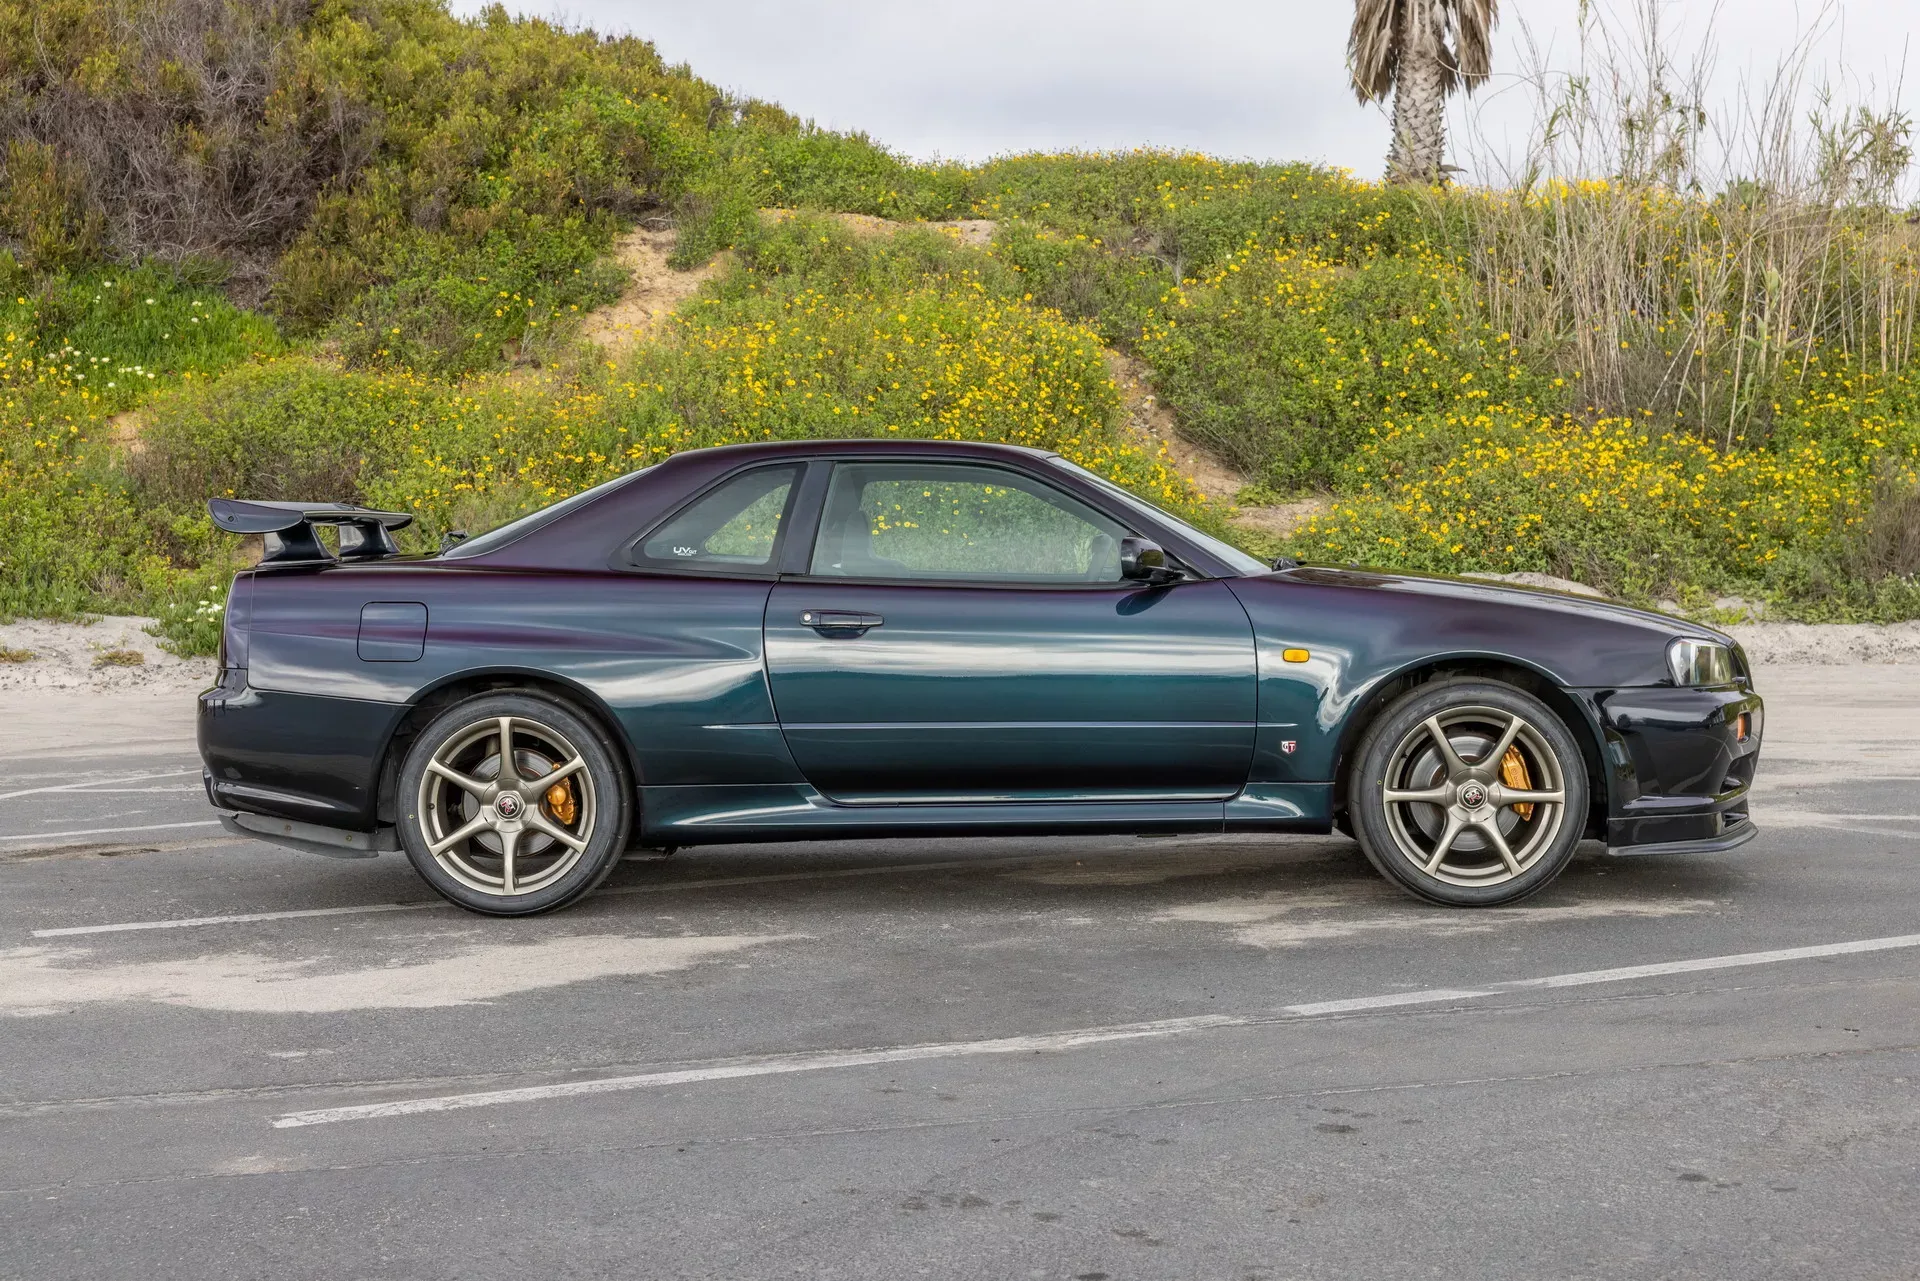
[808,462,1130,583]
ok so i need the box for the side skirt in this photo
[640,783,1334,845]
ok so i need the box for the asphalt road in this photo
[3,667,1918,1280]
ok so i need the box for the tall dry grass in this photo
[1443,0,1920,445]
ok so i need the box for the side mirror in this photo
[1120,537,1182,584]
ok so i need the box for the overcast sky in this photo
[451,1,1916,184]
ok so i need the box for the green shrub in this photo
[1136,240,1551,489]
[330,219,625,376]
[132,360,418,514]
[148,575,231,657]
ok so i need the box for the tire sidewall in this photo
[397,692,631,916]
[1350,680,1589,907]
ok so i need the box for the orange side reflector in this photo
[1282,648,1310,663]
[1735,712,1751,742]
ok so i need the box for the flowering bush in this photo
[1289,377,1919,608]
[150,583,228,658]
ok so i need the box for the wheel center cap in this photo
[1457,782,1487,809]
[494,792,524,820]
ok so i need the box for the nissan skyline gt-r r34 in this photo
[197,439,1763,916]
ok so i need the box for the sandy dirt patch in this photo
[1728,620,1920,665]
[759,208,997,247]
[578,226,727,358]
[1105,350,1243,501]
[1155,888,1717,948]
[0,616,213,695]
[1102,349,1330,538]
[0,932,803,1016]
[1463,571,1606,598]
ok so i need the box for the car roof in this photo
[657,438,1061,467]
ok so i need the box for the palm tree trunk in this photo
[1386,2,1448,182]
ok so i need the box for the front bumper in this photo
[1589,682,1763,856]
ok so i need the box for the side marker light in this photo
[1282,648,1311,663]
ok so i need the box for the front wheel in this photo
[1348,680,1589,907]
[397,692,631,916]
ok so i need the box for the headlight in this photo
[1668,637,1735,686]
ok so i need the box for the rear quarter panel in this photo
[226,563,795,824]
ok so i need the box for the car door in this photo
[763,459,1258,803]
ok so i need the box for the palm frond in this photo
[1452,0,1499,91]
[1348,0,1401,103]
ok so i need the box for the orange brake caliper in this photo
[543,775,578,826]
[1500,746,1534,821]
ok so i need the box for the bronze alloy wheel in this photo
[417,714,596,896]
[398,693,630,915]
[1349,680,1589,906]
[1378,706,1567,886]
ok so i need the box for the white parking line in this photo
[33,902,440,938]
[27,854,1063,937]
[1824,824,1920,841]
[272,1016,1243,1128]
[271,929,1920,1128]
[1283,988,1496,1016]
[1496,933,1920,989]
[0,770,199,803]
[0,820,221,844]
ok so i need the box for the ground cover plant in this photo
[3,0,1918,652]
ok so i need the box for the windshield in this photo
[1047,458,1272,577]
[440,468,653,559]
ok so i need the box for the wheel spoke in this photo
[1422,812,1465,873]
[428,811,493,856]
[426,758,490,799]
[498,826,521,895]
[1423,717,1471,778]
[495,717,520,786]
[1493,786,1565,807]
[1481,713,1525,767]
[524,808,588,852]
[1477,819,1522,876]
[536,755,585,786]
[1384,785,1452,806]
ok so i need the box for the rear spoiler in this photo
[208,499,413,566]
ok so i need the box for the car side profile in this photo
[199,439,1763,915]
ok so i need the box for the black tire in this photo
[397,692,632,916]
[1348,679,1588,907]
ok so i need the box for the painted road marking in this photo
[32,902,440,938]
[28,854,1062,937]
[0,820,221,844]
[29,787,203,795]
[0,770,199,803]
[271,1017,1242,1128]
[1283,988,1497,1016]
[271,930,1920,1128]
[1494,933,1920,989]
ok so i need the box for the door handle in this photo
[801,610,884,634]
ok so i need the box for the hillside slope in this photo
[3,0,1919,650]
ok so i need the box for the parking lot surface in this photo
[3,665,1918,1280]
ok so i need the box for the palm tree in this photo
[1348,0,1499,183]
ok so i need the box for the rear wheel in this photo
[1348,680,1588,907]
[397,692,631,916]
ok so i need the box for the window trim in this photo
[615,461,809,581]
[785,458,1190,589]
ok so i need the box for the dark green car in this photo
[200,439,1763,915]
